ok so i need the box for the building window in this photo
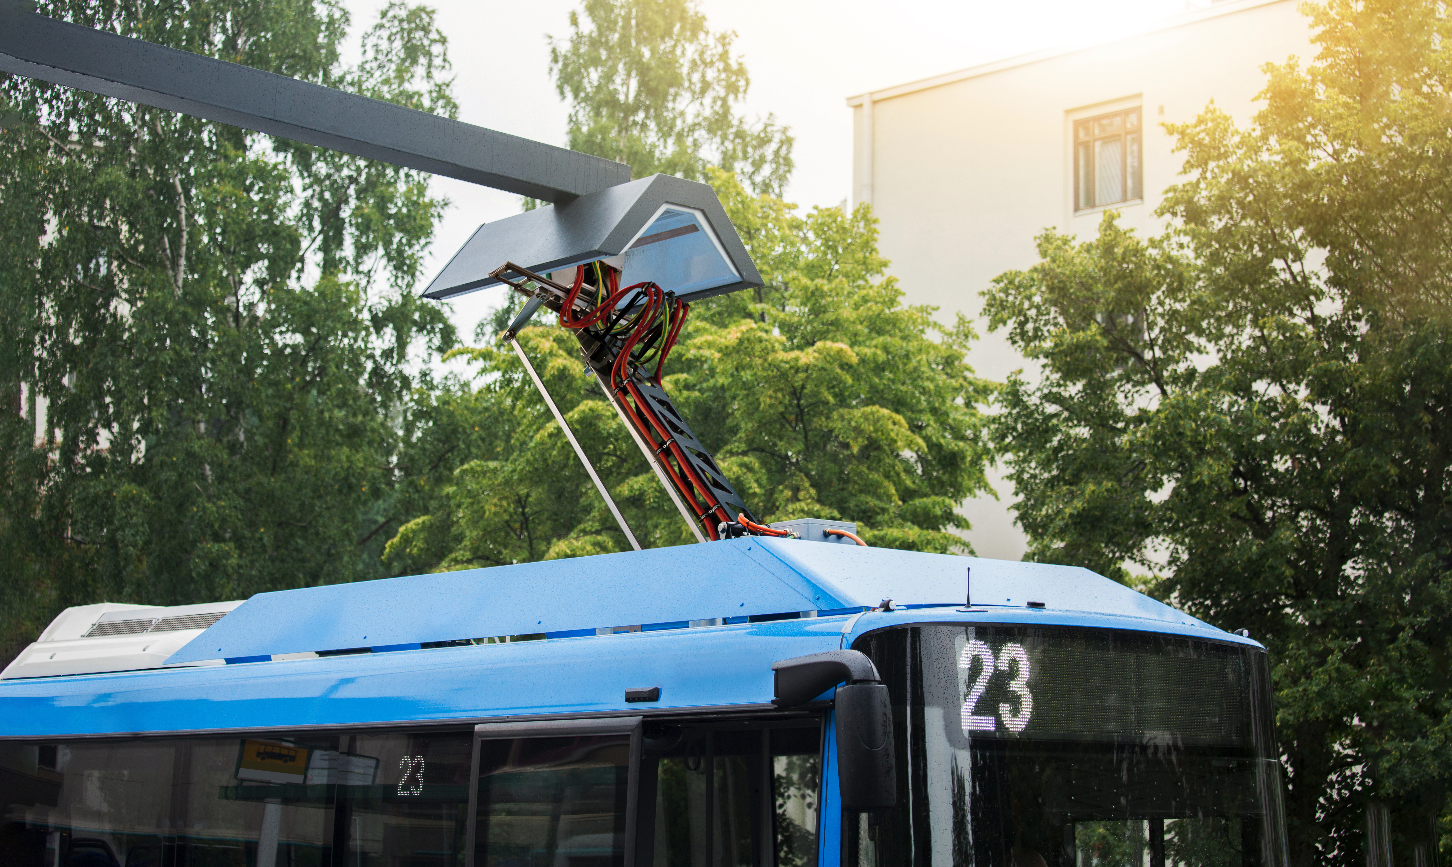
[1075,107,1142,211]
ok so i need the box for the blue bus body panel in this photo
[0,542,1259,738]
[0,618,847,738]
[0,610,1256,739]
[166,539,1209,665]
[167,539,825,664]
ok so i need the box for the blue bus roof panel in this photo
[760,542,1204,627]
[166,540,1213,665]
[0,618,848,738]
[167,539,822,664]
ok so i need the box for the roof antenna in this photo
[965,566,971,608]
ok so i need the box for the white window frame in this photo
[1066,97,1145,219]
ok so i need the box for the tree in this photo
[384,326,681,568]
[982,0,1452,862]
[548,0,793,196]
[385,170,995,569]
[677,172,994,552]
[0,0,458,662]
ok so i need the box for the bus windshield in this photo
[846,624,1288,867]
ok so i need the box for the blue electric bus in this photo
[0,536,1285,867]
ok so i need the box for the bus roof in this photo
[163,538,1211,665]
[0,540,1255,739]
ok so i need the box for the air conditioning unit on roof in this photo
[1,600,243,680]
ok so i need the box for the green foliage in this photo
[980,219,1200,582]
[385,171,994,569]
[678,172,994,552]
[386,328,675,568]
[983,0,1452,863]
[0,0,458,660]
[548,0,793,195]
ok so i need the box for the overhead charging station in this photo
[0,0,786,546]
[423,173,761,303]
[422,175,770,547]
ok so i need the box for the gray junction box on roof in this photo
[768,519,860,544]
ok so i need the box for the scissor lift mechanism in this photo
[493,263,765,543]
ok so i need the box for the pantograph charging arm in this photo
[494,263,783,542]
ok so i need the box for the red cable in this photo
[655,299,688,381]
[625,381,730,535]
[611,380,722,541]
[825,528,869,546]
[557,266,587,325]
[560,269,643,331]
[555,264,727,540]
[614,295,730,537]
[736,516,794,538]
[624,379,724,514]
[611,288,659,385]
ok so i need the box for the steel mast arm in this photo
[0,0,629,202]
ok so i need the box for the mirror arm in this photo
[771,650,881,708]
[773,649,898,812]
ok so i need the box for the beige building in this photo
[848,0,1311,560]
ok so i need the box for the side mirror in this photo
[835,682,896,811]
[771,650,897,812]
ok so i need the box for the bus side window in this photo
[642,722,821,867]
[0,732,474,867]
[471,734,633,867]
[770,728,822,867]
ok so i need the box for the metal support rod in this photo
[591,374,709,544]
[509,339,640,551]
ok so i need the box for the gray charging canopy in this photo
[421,174,763,303]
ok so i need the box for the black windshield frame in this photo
[843,623,1288,867]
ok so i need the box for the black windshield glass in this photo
[846,625,1287,867]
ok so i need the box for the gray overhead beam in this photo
[0,2,631,202]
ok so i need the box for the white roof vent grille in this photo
[154,612,228,632]
[2,600,244,679]
[81,610,230,638]
[84,617,154,637]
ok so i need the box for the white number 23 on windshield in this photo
[959,641,1033,734]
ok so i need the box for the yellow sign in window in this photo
[237,739,309,784]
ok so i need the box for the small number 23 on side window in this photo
[959,640,1033,734]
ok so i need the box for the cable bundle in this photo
[558,263,687,384]
[557,263,755,540]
